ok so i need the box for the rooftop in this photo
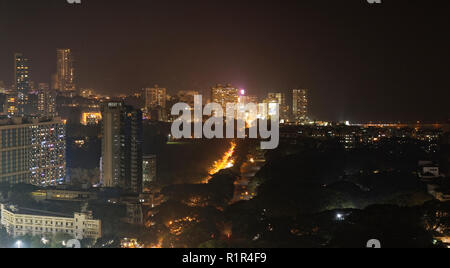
[2,204,73,218]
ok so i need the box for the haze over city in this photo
[0,0,449,251]
[0,0,448,122]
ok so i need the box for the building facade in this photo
[56,49,76,92]
[31,189,98,202]
[0,117,66,185]
[145,85,166,110]
[81,112,102,126]
[0,204,101,240]
[37,83,57,118]
[267,92,290,121]
[14,53,31,116]
[29,119,66,186]
[293,89,308,122]
[101,102,143,193]
[211,84,239,110]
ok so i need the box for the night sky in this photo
[0,0,449,122]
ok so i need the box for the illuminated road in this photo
[203,141,237,184]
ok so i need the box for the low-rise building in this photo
[0,204,101,240]
[419,161,443,179]
[31,189,98,202]
[125,202,144,225]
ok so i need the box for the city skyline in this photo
[0,0,448,122]
[0,0,449,250]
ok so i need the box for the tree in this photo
[198,239,230,248]
[81,238,96,248]
[51,233,73,248]
[0,227,12,248]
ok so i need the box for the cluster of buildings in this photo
[135,83,310,123]
[2,48,448,246]
[279,123,445,151]
[0,50,76,186]
[209,83,309,123]
[0,49,76,118]
[94,83,309,197]
[23,80,310,128]
[0,49,161,196]
[0,50,96,242]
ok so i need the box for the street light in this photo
[15,240,23,248]
[41,237,49,245]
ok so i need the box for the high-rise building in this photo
[101,102,143,194]
[142,155,157,188]
[51,73,58,91]
[29,118,66,186]
[0,81,6,94]
[268,93,285,106]
[37,83,57,117]
[293,89,308,122]
[237,89,258,105]
[144,85,167,121]
[0,118,31,184]
[14,53,31,116]
[6,95,16,116]
[56,49,76,92]
[0,82,7,114]
[267,92,290,122]
[0,117,66,185]
[177,90,199,107]
[211,84,239,110]
[0,94,6,114]
[145,85,166,110]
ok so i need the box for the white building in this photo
[418,161,443,179]
[0,204,101,240]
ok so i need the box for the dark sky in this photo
[0,0,449,122]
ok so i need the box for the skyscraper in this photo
[0,117,66,185]
[293,89,308,122]
[29,118,66,186]
[37,83,57,117]
[14,53,31,116]
[238,89,258,105]
[211,83,239,110]
[101,102,143,194]
[267,92,290,121]
[145,85,167,110]
[56,49,76,92]
[144,85,167,121]
[177,90,199,107]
